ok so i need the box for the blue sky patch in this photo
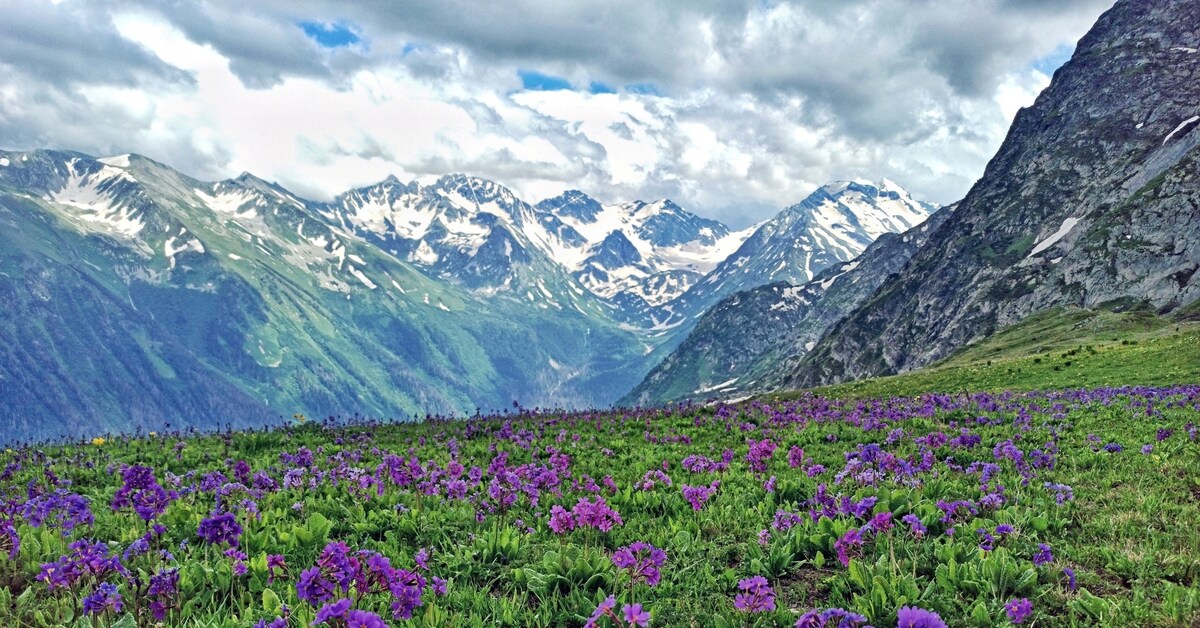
[1033,44,1073,75]
[588,81,617,95]
[299,21,362,48]
[519,70,573,91]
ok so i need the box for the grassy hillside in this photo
[2,386,1198,627]
[768,307,1200,402]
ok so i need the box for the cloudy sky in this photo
[1,0,1115,227]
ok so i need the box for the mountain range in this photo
[627,0,1200,405]
[0,148,931,441]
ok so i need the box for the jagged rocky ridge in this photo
[624,204,955,406]
[788,0,1200,389]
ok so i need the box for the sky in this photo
[0,0,1115,227]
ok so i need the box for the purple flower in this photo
[901,514,927,538]
[267,554,287,583]
[612,542,666,587]
[197,512,242,547]
[788,446,806,468]
[312,598,352,625]
[584,595,617,628]
[548,505,575,534]
[623,603,651,627]
[835,529,863,567]
[733,576,775,613]
[745,439,777,474]
[1140,444,1153,454]
[1005,598,1033,624]
[146,568,179,620]
[414,548,430,570]
[896,606,947,628]
[795,607,869,627]
[82,582,123,615]
[572,496,623,532]
[346,609,388,628]
[1033,543,1053,566]
[680,481,720,511]
[297,566,336,605]
[0,520,19,559]
[1063,567,1077,591]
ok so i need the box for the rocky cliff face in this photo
[624,206,953,406]
[788,0,1200,388]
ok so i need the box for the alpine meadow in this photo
[0,1,1198,627]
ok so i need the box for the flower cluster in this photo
[794,607,869,627]
[612,542,666,587]
[296,541,435,621]
[111,465,177,521]
[732,575,775,613]
[680,481,720,511]
[197,511,242,547]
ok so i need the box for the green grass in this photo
[769,308,1200,401]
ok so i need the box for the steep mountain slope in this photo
[0,150,648,441]
[662,180,934,329]
[624,205,953,406]
[788,0,1200,388]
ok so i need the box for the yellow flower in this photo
[91,437,106,446]
[149,431,157,437]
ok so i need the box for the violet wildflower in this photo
[623,603,651,627]
[1033,543,1053,566]
[82,582,123,615]
[197,512,242,547]
[612,542,666,587]
[834,528,863,567]
[0,519,19,559]
[146,568,180,620]
[548,505,575,534]
[901,514,927,538]
[795,608,869,627]
[584,595,617,628]
[267,554,287,584]
[896,606,948,628]
[346,610,389,628]
[312,598,352,625]
[733,575,775,613]
[297,566,336,605]
[788,446,806,468]
[1005,598,1032,623]
[1063,567,1077,591]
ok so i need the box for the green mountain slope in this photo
[765,307,1200,401]
[0,150,649,442]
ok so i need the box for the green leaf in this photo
[263,588,281,614]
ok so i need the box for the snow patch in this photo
[695,378,738,394]
[1163,115,1200,145]
[1027,217,1080,258]
[349,266,377,289]
[98,155,131,168]
[0,158,9,167]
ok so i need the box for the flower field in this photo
[2,386,1199,627]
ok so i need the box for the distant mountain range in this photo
[627,0,1200,406]
[0,148,932,441]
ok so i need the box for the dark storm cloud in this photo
[0,1,191,87]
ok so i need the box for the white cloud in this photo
[0,0,1114,227]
